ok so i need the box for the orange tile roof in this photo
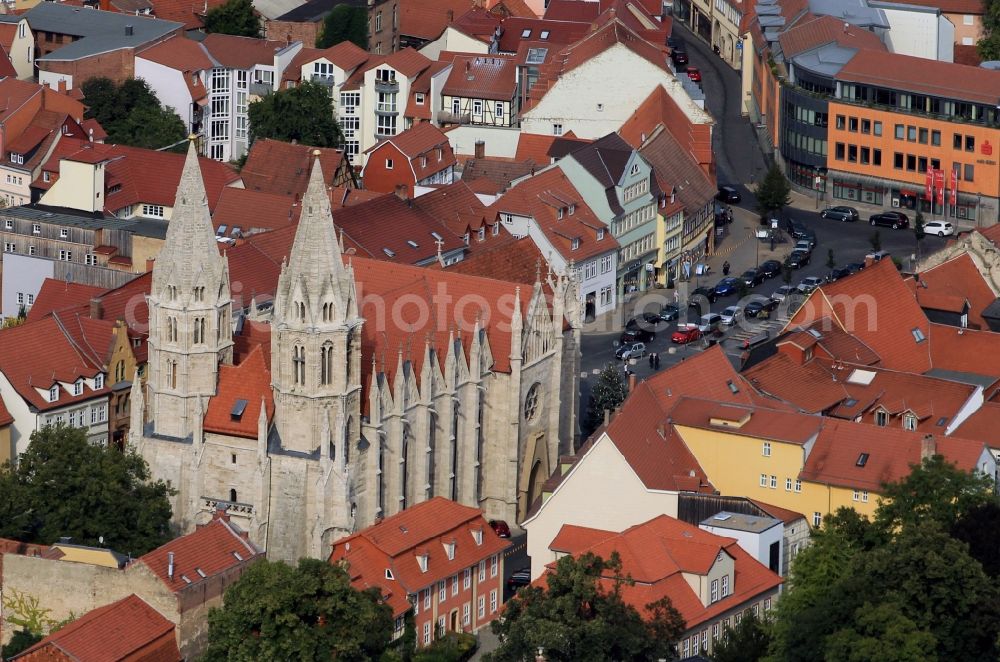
[514,131,590,163]
[81,118,107,142]
[951,401,1000,443]
[442,54,518,100]
[203,344,274,438]
[150,0,227,29]
[746,499,807,524]
[26,278,104,323]
[912,253,995,330]
[241,139,350,198]
[787,259,932,374]
[136,34,213,71]
[495,17,590,52]
[927,323,1000,378]
[800,418,989,492]
[330,497,510,616]
[0,79,45,127]
[670,396,823,445]
[212,187,300,234]
[0,393,12,427]
[450,6,504,40]
[645,343,782,409]
[0,23,16,52]
[329,186,384,209]
[17,594,180,662]
[0,313,115,412]
[138,511,261,592]
[546,515,782,628]
[201,34,289,69]
[487,167,619,262]
[543,0,601,21]
[836,48,1000,106]
[281,40,370,83]
[436,229,545,285]
[396,0,480,40]
[778,14,886,58]
[412,179,489,236]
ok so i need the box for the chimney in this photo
[394,183,409,201]
[447,8,454,21]
[57,79,67,94]
[89,296,103,320]
[124,24,134,36]
[474,140,485,159]
[921,434,936,461]
[167,551,175,579]
[864,255,875,268]
[603,408,611,426]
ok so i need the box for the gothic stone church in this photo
[130,144,581,562]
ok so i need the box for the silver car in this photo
[720,305,742,325]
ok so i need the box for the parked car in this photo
[686,66,702,82]
[924,220,955,237]
[671,48,689,65]
[641,312,663,326]
[713,277,741,297]
[688,286,718,305]
[828,266,851,281]
[672,324,702,344]
[771,285,797,302]
[787,220,810,239]
[797,276,824,293]
[697,313,723,333]
[744,296,779,318]
[716,185,741,203]
[794,239,814,254]
[870,211,909,229]
[785,250,811,269]
[720,305,742,325]
[738,268,764,287]
[659,303,680,321]
[489,520,511,538]
[619,328,655,344]
[759,259,783,278]
[507,567,531,593]
[846,262,866,274]
[820,205,859,222]
[615,341,647,360]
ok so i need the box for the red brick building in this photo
[329,497,509,647]
[361,122,456,194]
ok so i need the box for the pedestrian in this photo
[723,260,731,276]
[655,354,661,370]
[649,353,655,368]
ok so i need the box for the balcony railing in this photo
[375,103,398,115]
[374,79,399,93]
[437,110,471,124]
[249,82,272,97]
[310,74,335,87]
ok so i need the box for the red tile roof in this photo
[330,497,510,616]
[747,499,807,524]
[203,344,274,438]
[139,511,261,592]
[778,14,886,58]
[81,118,107,142]
[926,322,1000,378]
[136,34,213,71]
[911,253,995,330]
[0,79,47,127]
[800,418,989,492]
[412,179,489,236]
[514,131,590,163]
[150,0,227,29]
[396,0,480,40]
[669,396,823,445]
[546,515,782,628]
[0,393,12,427]
[0,313,115,412]
[212,187,300,234]
[487,167,618,262]
[0,22,16,52]
[241,139,351,198]
[836,48,1000,106]
[436,229,545,285]
[645,343,781,409]
[951,401,1000,443]
[201,34,289,69]
[442,54,518,100]
[543,0,601,21]
[26,279,104,323]
[450,6,505,40]
[281,40,370,83]
[16,594,180,662]
[365,123,457,187]
[787,259,932,374]
[495,17,590,52]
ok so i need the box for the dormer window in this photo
[875,409,888,427]
[443,540,456,560]
[415,92,425,105]
[417,552,429,572]
[49,385,59,402]
[568,204,575,215]
[571,238,580,250]
[597,228,605,240]
[557,207,564,219]
[472,528,483,545]
[9,153,22,165]
[903,413,917,431]
[492,222,499,236]
[478,227,485,241]
[73,379,83,396]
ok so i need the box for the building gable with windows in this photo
[439,55,519,128]
[361,122,456,193]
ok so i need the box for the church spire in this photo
[151,137,226,294]
[287,150,348,285]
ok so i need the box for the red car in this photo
[671,324,702,344]
[686,66,702,83]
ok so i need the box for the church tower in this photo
[146,139,233,439]
[271,152,362,455]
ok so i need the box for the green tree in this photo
[753,164,791,220]
[486,552,685,662]
[81,77,186,150]
[204,558,393,661]
[823,601,937,662]
[869,230,882,253]
[585,363,629,434]
[1,629,42,658]
[317,4,368,49]
[977,0,1000,60]
[951,501,1000,578]
[826,248,835,270]
[248,81,343,148]
[203,0,261,37]
[0,425,174,555]
[711,611,771,662]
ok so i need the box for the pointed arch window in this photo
[167,316,178,343]
[293,345,306,385]
[476,389,485,502]
[166,359,177,389]
[346,328,354,384]
[400,424,411,509]
[296,301,306,322]
[450,401,460,501]
[344,416,353,464]
[322,302,334,323]
[377,440,385,515]
[427,412,436,499]
[193,286,205,302]
[193,317,206,344]
[320,342,334,385]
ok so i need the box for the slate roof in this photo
[27,3,183,61]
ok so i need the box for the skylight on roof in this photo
[407,240,419,249]
[807,328,822,339]
[540,30,550,39]
[430,231,443,241]
[383,248,396,257]
[714,513,732,521]
[856,452,869,467]
[936,416,948,427]
[912,327,926,343]
[526,48,548,64]
[727,380,740,394]
[231,399,248,421]
[846,369,877,385]
[521,28,531,37]
[843,398,858,407]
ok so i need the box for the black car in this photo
[820,206,859,222]
[870,211,910,229]
[688,286,718,305]
[641,312,663,326]
[759,259,783,278]
[716,185,741,203]
[671,49,689,65]
[659,304,680,321]
[785,250,811,269]
[828,266,851,282]
[846,262,866,274]
[619,328,655,344]
[508,567,532,593]
[738,268,764,287]
[744,297,779,318]
[787,220,810,239]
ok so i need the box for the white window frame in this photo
[422,621,431,645]
[477,595,485,618]
[478,560,486,582]
[438,580,446,602]
[49,385,59,401]
[490,589,498,613]
[762,441,771,456]
[721,574,729,597]
[451,574,459,596]
[490,554,498,577]
[553,123,563,136]
[423,589,431,609]
[463,602,471,625]
[760,473,767,487]
[463,567,471,589]
[770,475,777,489]
[710,578,718,602]
[813,511,822,526]
[795,479,802,492]
[785,477,792,491]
